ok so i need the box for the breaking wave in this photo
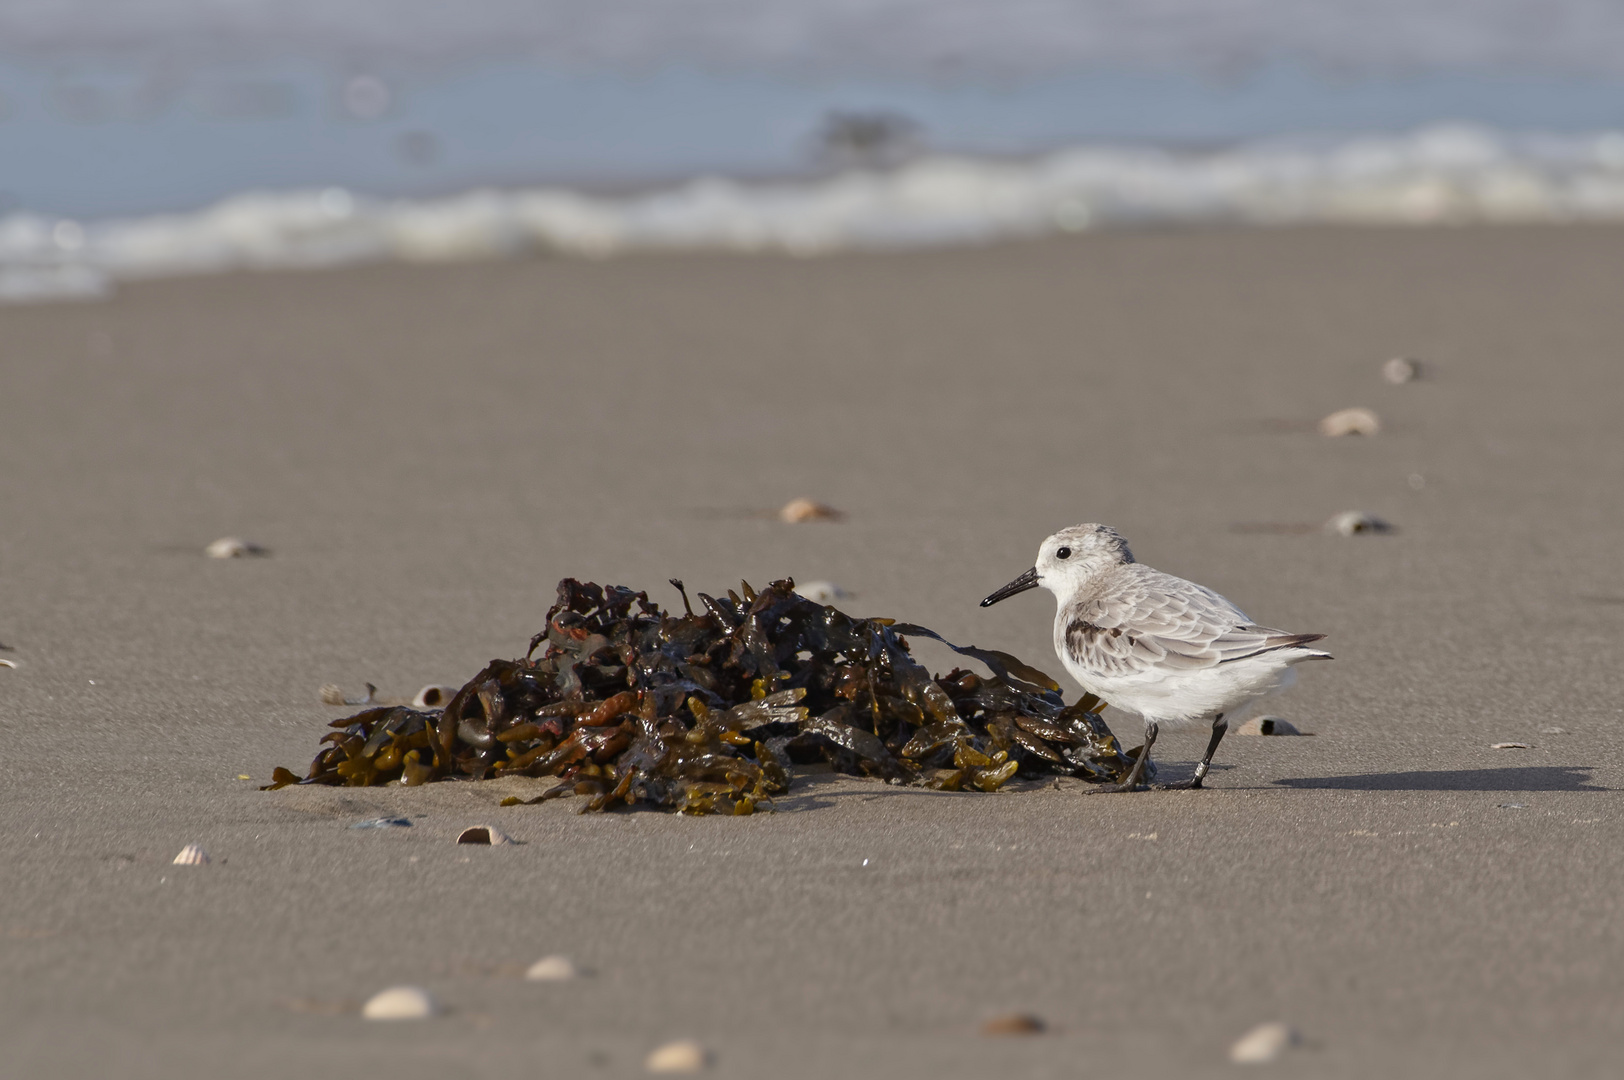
[7,125,1624,303]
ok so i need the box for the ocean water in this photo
[6,1,1624,300]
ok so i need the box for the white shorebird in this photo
[981,524,1330,792]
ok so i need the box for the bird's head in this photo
[980,523,1135,607]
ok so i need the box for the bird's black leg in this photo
[1094,720,1158,793]
[1158,715,1228,790]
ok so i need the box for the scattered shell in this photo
[172,843,211,865]
[1491,742,1531,750]
[1497,803,1527,809]
[524,954,578,982]
[1229,1021,1299,1064]
[0,658,15,669]
[1324,510,1395,536]
[204,536,268,558]
[412,684,458,709]
[1318,407,1381,437]
[1540,726,1567,735]
[778,497,842,523]
[980,1012,1046,1036]
[350,816,412,829]
[320,682,379,706]
[794,581,851,605]
[1235,716,1305,736]
[1382,356,1421,383]
[361,985,439,1021]
[456,825,514,845]
[645,1039,709,1073]
[236,774,252,780]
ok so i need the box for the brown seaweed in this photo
[265,577,1142,812]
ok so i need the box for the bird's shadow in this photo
[1270,766,1606,793]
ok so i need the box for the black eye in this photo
[1056,547,1071,559]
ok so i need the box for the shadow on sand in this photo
[1273,766,1605,793]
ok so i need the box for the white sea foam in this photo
[6,125,1624,303]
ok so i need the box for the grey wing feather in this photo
[1063,568,1325,679]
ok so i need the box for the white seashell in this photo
[1324,511,1394,536]
[1382,356,1421,383]
[0,658,15,669]
[645,1039,709,1073]
[1491,742,1531,749]
[361,985,438,1020]
[1318,407,1380,437]
[778,497,842,523]
[172,843,211,865]
[794,581,851,605]
[1234,716,1304,736]
[455,825,513,845]
[205,536,268,558]
[412,684,459,709]
[524,955,578,982]
[320,683,379,706]
[1229,1021,1299,1064]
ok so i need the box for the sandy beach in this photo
[3,224,1623,1077]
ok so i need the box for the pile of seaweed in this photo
[266,578,1143,814]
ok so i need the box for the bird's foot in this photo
[1090,779,1149,794]
[1153,777,1203,790]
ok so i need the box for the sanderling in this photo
[981,524,1330,792]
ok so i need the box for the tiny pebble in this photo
[361,985,438,1021]
[1491,742,1531,749]
[350,817,412,829]
[236,774,251,780]
[1234,716,1305,736]
[1497,803,1527,810]
[1318,406,1380,437]
[524,955,578,982]
[1540,726,1567,735]
[1229,1021,1299,1064]
[778,497,842,523]
[645,1039,709,1073]
[172,843,211,866]
[1324,510,1394,536]
[204,536,268,558]
[456,825,514,845]
[980,1012,1045,1036]
[1383,356,1421,383]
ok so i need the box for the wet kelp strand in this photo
[266,578,1142,813]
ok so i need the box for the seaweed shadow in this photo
[1273,766,1606,793]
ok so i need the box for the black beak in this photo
[980,567,1039,607]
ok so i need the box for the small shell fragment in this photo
[1382,356,1421,383]
[320,682,378,706]
[980,1012,1045,1036]
[1491,742,1531,750]
[456,825,513,845]
[204,536,268,558]
[645,1039,709,1073]
[350,816,412,829]
[0,658,15,669]
[1318,407,1381,437]
[524,955,578,982]
[1229,1021,1299,1064]
[361,985,438,1021]
[1324,510,1394,536]
[172,843,211,865]
[1235,716,1305,736]
[794,581,850,605]
[778,497,842,523]
[412,684,458,709]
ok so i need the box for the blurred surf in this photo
[6,124,1624,302]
